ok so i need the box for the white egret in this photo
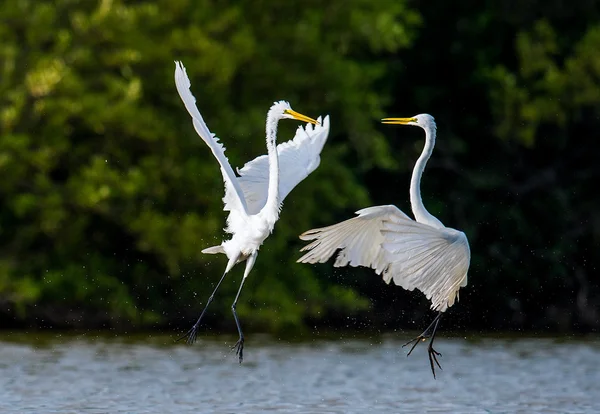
[174,61,330,362]
[298,114,470,378]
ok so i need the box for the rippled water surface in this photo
[0,332,598,413]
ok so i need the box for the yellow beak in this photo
[285,109,319,125]
[381,117,417,125]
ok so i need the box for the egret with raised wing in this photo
[298,114,470,378]
[174,61,330,362]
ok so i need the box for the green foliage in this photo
[1,0,598,333]
[480,19,600,329]
[0,0,417,330]
[490,20,600,146]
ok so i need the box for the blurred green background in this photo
[0,0,598,334]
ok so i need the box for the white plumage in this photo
[299,204,469,312]
[381,212,469,312]
[174,61,329,361]
[228,116,330,216]
[175,61,248,217]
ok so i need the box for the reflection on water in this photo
[0,332,598,413]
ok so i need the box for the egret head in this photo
[269,100,319,125]
[381,114,436,130]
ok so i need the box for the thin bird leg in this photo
[402,311,444,378]
[231,251,257,363]
[426,315,443,378]
[231,276,248,363]
[403,311,443,354]
[176,269,229,345]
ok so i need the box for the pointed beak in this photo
[284,109,319,125]
[381,117,417,125]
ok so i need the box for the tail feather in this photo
[202,245,225,255]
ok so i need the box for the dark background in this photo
[0,0,598,334]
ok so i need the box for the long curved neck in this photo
[410,124,443,228]
[262,112,280,222]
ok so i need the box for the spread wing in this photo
[174,61,248,217]
[234,115,330,215]
[298,204,470,312]
[298,205,406,274]
[381,215,470,312]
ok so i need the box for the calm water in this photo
[0,332,598,413]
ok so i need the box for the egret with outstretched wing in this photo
[174,61,330,362]
[298,114,470,378]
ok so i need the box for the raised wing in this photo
[298,205,407,274]
[381,216,470,312]
[174,61,248,216]
[234,115,330,215]
[298,204,470,312]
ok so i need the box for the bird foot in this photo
[176,324,200,345]
[428,345,443,378]
[402,334,429,356]
[402,334,443,379]
[231,337,244,363]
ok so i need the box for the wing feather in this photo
[298,205,407,274]
[235,115,330,214]
[298,204,470,312]
[381,215,470,312]
[174,61,248,216]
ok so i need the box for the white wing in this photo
[174,61,248,216]
[298,205,406,274]
[233,115,330,215]
[381,215,470,312]
[298,204,470,312]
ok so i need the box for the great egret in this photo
[298,114,470,378]
[174,61,330,362]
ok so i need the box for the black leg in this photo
[176,270,229,344]
[231,276,248,363]
[426,316,443,377]
[402,311,444,379]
